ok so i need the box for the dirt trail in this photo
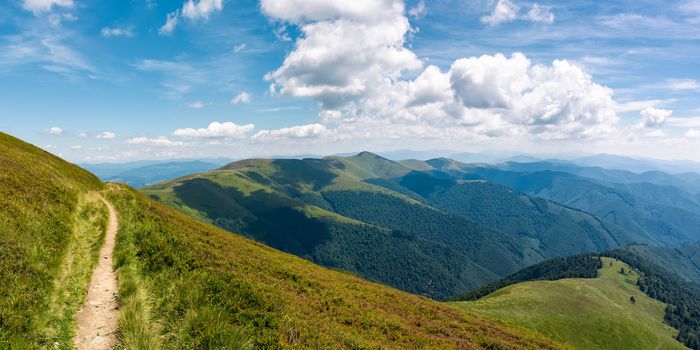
[74,197,119,350]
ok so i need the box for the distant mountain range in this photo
[142,152,680,299]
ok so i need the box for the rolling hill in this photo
[454,258,687,350]
[0,132,563,348]
[143,152,643,299]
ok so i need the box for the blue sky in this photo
[1,0,699,162]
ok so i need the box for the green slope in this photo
[143,152,643,299]
[0,132,107,348]
[108,184,562,349]
[0,132,564,349]
[454,258,686,350]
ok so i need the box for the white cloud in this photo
[101,27,135,37]
[230,92,252,105]
[96,131,117,139]
[159,0,222,35]
[684,129,700,138]
[45,126,63,135]
[187,101,205,109]
[22,0,73,14]
[262,1,614,143]
[78,132,87,139]
[126,136,184,147]
[172,121,255,139]
[70,144,82,150]
[263,0,421,109]
[408,0,427,19]
[667,116,700,128]
[638,107,672,128]
[182,0,222,20]
[481,0,519,25]
[43,144,57,149]
[252,123,330,141]
[662,79,700,91]
[159,12,179,35]
[233,43,247,53]
[616,99,673,113]
[525,4,555,23]
[481,0,554,25]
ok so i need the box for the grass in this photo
[40,192,108,348]
[0,132,103,348]
[106,184,562,349]
[454,258,686,350]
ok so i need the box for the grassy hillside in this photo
[144,152,637,299]
[107,185,562,349]
[454,258,686,350]
[0,132,106,347]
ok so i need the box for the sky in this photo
[1,0,700,163]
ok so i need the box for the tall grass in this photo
[106,185,559,349]
[0,132,102,347]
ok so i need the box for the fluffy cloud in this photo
[172,121,254,138]
[101,27,134,37]
[230,92,251,105]
[96,131,117,139]
[481,0,518,25]
[78,132,87,138]
[252,123,329,141]
[638,107,672,128]
[126,137,184,147]
[263,0,421,109]
[481,0,554,25]
[262,0,613,143]
[45,126,63,135]
[160,0,222,35]
[22,0,73,14]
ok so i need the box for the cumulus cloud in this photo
[172,121,254,139]
[70,144,82,150]
[96,131,117,139]
[187,101,205,109]
[481,0,518,25]
[126,136,184,147]
[252,123,329,141]
[22,0,73,14]
[101,27,135,37]
[159,0,222,35]
[45,126,63,135]
[638,107,672,128]
[481,0,554,25]
[78,132,87,138]
[262,0,613,143]
[263,0,421,109]
[230,92,251,105]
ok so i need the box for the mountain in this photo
[620,243,700,285]
[451,166,700,246]
[498,161,700,194]
[144,152,641,299]
[83,160,223,188]
[0,132,562,348]
[573,153,700,174]
[454,258,686,350]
